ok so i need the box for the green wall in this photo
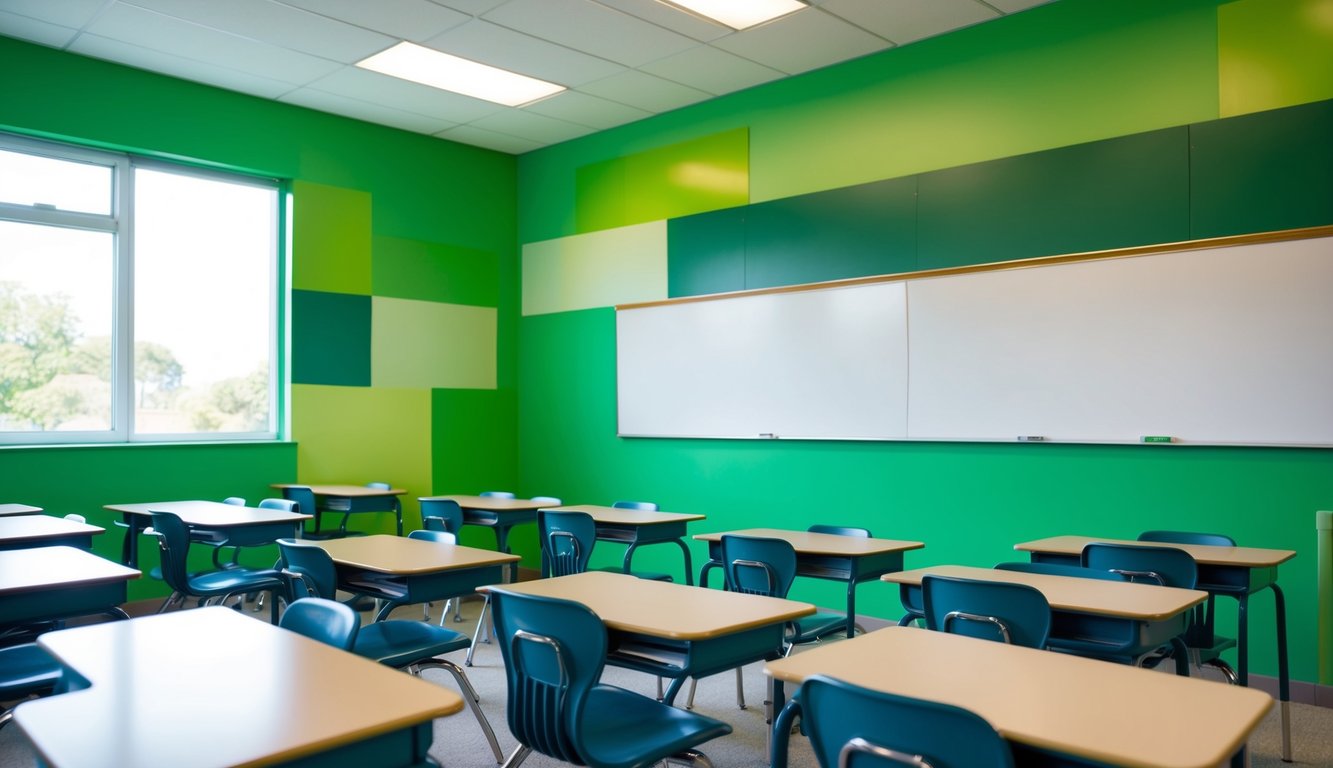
[516,0,1333,685]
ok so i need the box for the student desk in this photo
[695,528,924,638]
[312,535,519,622]
[883,564,1206,674]
[0,503,43,516]
[0,546,139,632]
[420,495,551,578]
[272,483,406,537]
[485,571,814,709]
[14,607,463,768]
[765,626,1272,768]
[105,500,310,568]
[542,504,705,584]
[0,515,104,552]
[1015,534,1296,761]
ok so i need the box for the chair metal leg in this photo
[1205,658,1239,685]
[500,745,531,768]
[735,667,747,709]
[417,659,503,763]
[685,678,696,710]
[466,594,492,666]
[665,749,715,768]
[156,592,183,614]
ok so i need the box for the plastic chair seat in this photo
[790,610,850,645]
[580,684,733,767]
[354,621,471,668]
[0,644,62,698]
[186,568,285,595]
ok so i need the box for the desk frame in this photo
[0,546,139,638]
[106,500,308,569]
[543,505,703,585]
[0,515,103,552]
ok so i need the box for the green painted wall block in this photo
[668,207,747,298]
[431,388,520,552]
[1219,0,1333,116]
[372,234,499,307]
[292,180,372,295]
[291,289,371,387]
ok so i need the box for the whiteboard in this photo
[616,282,909,439]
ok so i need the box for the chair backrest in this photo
[256,498,298,512]
[800,675,1014,768]
[1138,530,1236,547]
[541,511,596,577]
[611,500,658,511]
[530,496,563,506]
[148,512,193,592]
[994,561,1128,582]
[808,524,871,538]
[408,529,457,545]
[922,575,1051,649]
[489,589,607,765]
[222,497,246,506]
[279,597,360,650]
[719,535,797,598]
[366,481,392,490]
[63,513,87,524]
[481,490,516,499]
[1081,543,1197,589]
[278,485,317,517]
[276,539,339,600]
[419,498,464,533]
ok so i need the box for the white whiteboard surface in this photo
[616,282,909,439]
[906,236,1333,445]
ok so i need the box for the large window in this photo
[0,134,280,443]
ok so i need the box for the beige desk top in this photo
[0,514,104,542]
[548,505,706,526]
[105,500,311,526]
[1015,535,1296,568]
[765,626,1271,768]
[694,528,924,556]
[882,564,1206,621]
[310,534,519,575]
[0,546,140,595]
[272,483,405,497]
[484,571,814,640]
[0,503,42,516]
[421,495,551,512]
[16,607,462,768]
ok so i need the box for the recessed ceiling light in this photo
[659,0,808,30]
[356,42,565,107]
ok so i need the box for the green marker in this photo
[1141,435,1174,443]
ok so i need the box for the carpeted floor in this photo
[1,598,1329,768]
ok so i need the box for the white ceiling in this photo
[0,0,1053,155]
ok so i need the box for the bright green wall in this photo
[516,0,1333,684]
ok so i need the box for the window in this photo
[0,134,280,443]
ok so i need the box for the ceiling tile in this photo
[121,0,394,62]
[434,124,543,154]
[423,19,625,88]
[431,0,509,15]
[304,65,506,123]
[468,109,596,144]
[86,3,343,83]
[0,0,108,29]
[576,69,711,113]
[482,0,698,68]
[820,0,997,45]
[0,11,80,48]
[279,87,458,134]
[712,7,889,74]
[639,44,785,95]
[272,0,470,43]
[523,89,651,131]
[592,0,730,42]
[71,33,304,97]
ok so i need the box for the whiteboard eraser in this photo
[1016,436,1046,442]
[1141,435,1175,443]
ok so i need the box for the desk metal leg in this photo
[1272,583,1292,762]
[699,560,720,589]
[845,579,857,638]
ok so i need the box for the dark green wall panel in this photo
[917,128,1191,269]
[668,207,747,297]
[291,290,371,386]
[743,176,918,289]
[1190,99,1333,238]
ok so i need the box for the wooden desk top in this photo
[0,503,42,516]
[548,505,705,526]
[0,546,140,594]
[1015,535,1296,568]
[765,626,1272,768]
[272,484,405,497]
[694,528,924,556]
[0,515,104,542]
[310,535,520,575]
[105,500,311,526]
[420,495,550,512]
[16,608,462,768]
[882,564,1207,621]
[485,571,814,640]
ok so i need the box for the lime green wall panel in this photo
[522,221,668,316]
[291,180,372,295]
[372,235,498,307]
[574,128,748,233]
[371,297,497,390]
[431,387,519,552]
[1219,0,1333,116]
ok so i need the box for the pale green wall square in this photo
[521,220,667,316]
[292,180,372,294]
[371,296,497,389]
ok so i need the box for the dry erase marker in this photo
[1141,435,1175,443]
[759,432,778,439]
[1017,436,1046,442]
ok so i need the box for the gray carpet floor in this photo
[1,598,1329,768]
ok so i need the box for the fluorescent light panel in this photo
[356,42,564,107]
[659,0,807,29]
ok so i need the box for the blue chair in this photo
[150,511,285,622]
[1137,530,1239,683]
[807,524,871,539]
[612,500,657,511]
[921,575,1051,648]
[773,675,1013,768]
[279,597,360,651]
[277,485,331,539]
[0,644,63,731]
[541,510,596,577]
[420,498,464,535]
[277,539,502,762]
[489,588,731,768]
[480,490,516,499]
